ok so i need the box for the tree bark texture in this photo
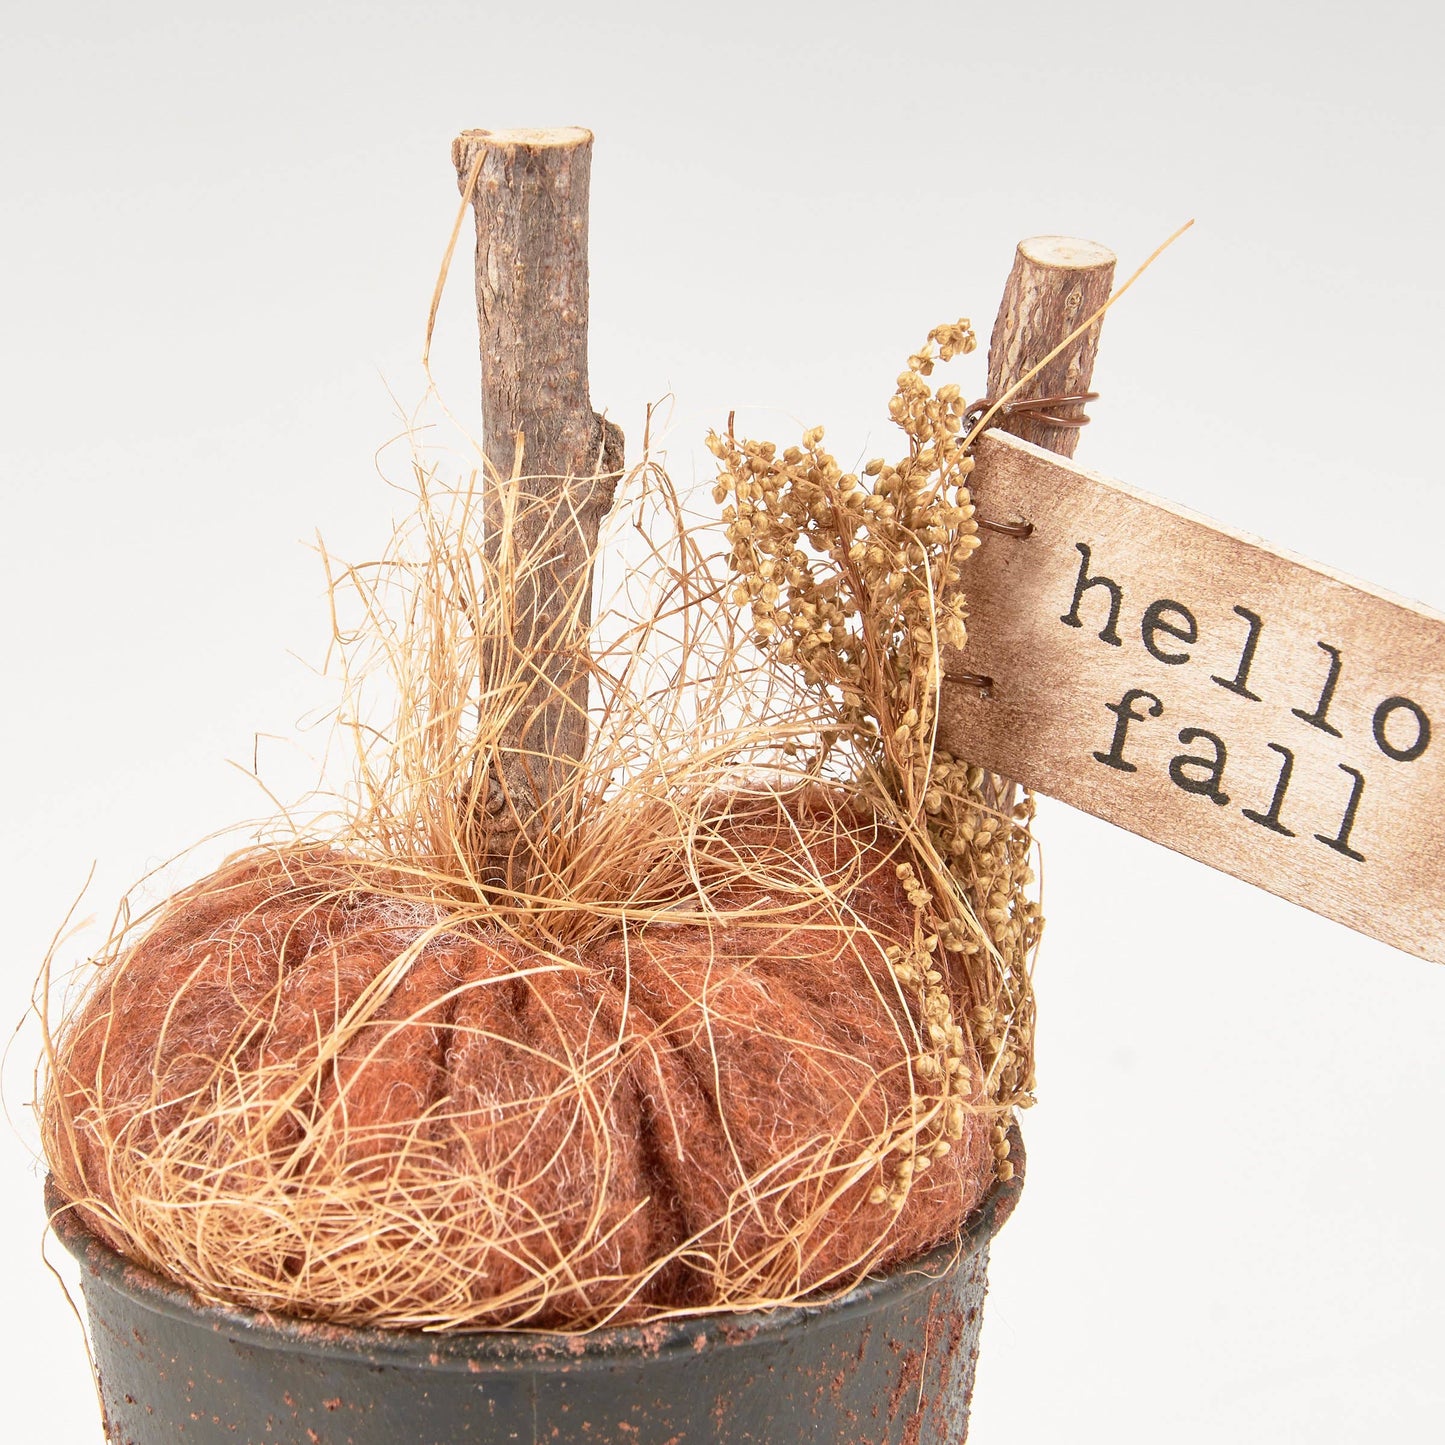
[986,236,1116,459]
[975,236,1116,813]
[451,127,623,867]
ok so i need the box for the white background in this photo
[3,2,1442,1440]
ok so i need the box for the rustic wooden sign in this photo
[938,429,1445,965]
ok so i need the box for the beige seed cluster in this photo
[707,321,1041,1195]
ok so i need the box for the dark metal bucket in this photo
[50,1130,1022,1444]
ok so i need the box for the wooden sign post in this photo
[943,242,1445,964]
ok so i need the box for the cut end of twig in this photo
[451,126,593,171]
[1015,235,1117,271]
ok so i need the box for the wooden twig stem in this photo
[987,236,1116,459]
[978,236,1116,812]
[451,127,623,859]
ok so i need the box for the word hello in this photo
[1062,543,1433,865]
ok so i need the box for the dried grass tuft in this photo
[39,337,1038,1331]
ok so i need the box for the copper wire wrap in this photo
[943,671,995,699]
[965,390,1099,542]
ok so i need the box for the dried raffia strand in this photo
[707,320,1042,1154]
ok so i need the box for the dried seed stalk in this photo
[708,321,1041,1128]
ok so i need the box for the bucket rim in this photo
[47,1124,1023,1372]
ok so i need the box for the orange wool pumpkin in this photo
[45,794,995,1330]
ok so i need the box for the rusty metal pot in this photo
[49,1128,1022,1444]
